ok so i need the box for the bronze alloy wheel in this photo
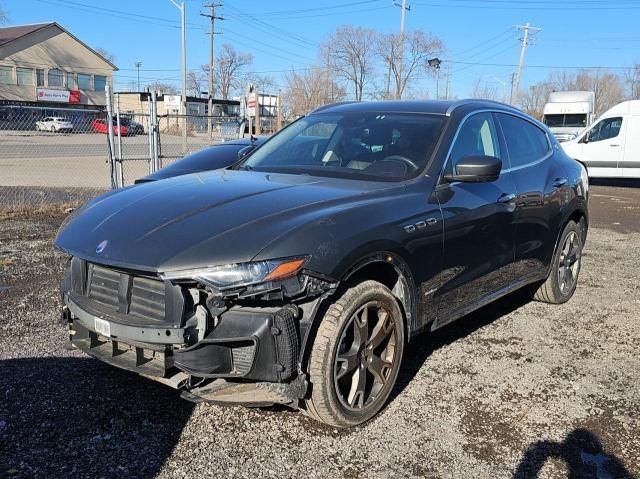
[557,230,581,296]
[333,301,398,411]
[304,280,405,427]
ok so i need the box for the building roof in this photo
[0,22,118,71]
[0,23,52,46]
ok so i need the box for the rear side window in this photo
[448,112,501,170]
[586,117,622,142]
[497,113,550,168]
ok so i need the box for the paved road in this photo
[0,131,212,188]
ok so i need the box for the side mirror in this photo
[444,155,502,183]
[237,145,256,160]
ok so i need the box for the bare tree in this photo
[0,1,8,24]
[244,73,277,94]
[624,64,640,99]
[519,81,554,119]
[205,44,253,100]
[95,47,116,65]
[283,67,345,120]
[571,71,625,115]
[187,70,205,97]
[146,81,178,95]
[471,77,502,102]
[323,26,378,101]
[378,30,443,99]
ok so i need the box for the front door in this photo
[434,112,517,327]
[580,116,625,177]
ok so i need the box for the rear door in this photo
[495,113,570,280]
[434,111,517,325]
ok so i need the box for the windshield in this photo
[241,111,445,181]
[543,114,587,128]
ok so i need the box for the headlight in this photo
[160,256,308,289]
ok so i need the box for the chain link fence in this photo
[0,100,244,211]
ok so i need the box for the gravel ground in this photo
[0,185,639,479]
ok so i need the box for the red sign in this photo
[69,90,81,104]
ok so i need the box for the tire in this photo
[533,220,583,304]
[304,280,405,427]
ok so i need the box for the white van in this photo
[562,100,640,179]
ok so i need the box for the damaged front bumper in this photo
[63,293,308,407]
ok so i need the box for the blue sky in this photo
[4,0,640,98]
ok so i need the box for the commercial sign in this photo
[247,91,257,117]
[36,88,82,104]
[164,95,181,110]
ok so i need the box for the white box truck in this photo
[562,100,640,179]
[542,91,595,142]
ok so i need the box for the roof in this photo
[0,22,118,71]
[0,23,51,46]
[312,99,521,116]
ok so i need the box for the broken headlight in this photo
[160,256,308,290]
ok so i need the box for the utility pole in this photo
[134,61,142,91]
[444,63,450,100]
[513,22,541,105]
[509,71,517,105]
[201,3,223,140]
[393,0,410,99]
[169,0,187,154]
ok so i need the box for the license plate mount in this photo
[94,317,111,337]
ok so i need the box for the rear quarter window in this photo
[497,113,550,168]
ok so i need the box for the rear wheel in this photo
[304,280,405,427]
[533,220,583,304]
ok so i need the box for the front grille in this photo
[81,262,183,326]
[130,276,166,322]
[88,265,121,309]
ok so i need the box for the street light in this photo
[428,58,442,100]
[169,0,187,154]
[134,61,142,91]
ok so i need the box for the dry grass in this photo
[0,201,79,221]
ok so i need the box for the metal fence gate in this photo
[106,88,244,189]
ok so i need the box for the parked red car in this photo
[91,118,128,136]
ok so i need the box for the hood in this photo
[55,169,396,272]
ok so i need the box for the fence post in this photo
[151,90,160,170]
[105,83,118,189]
[115,92,124,188]
[147,92,154,174]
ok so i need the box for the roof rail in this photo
[445,99,522,116]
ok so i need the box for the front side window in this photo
[94,75,107,92]
[497,113,550,168]
[0,66,13,84]
[586,117,622,143]
[48,69,64,87]
[448,112,501,172]
[242,112,445,181]
[16,68,33,86]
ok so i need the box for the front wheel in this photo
[533,220,583,304]
[304,280,405,427]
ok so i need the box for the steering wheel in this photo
[381,155,419,170]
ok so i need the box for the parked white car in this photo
[35,117,74,133]
[562,100,640,179]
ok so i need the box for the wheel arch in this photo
[298,251,418,377]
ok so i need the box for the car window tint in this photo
[449,112,501,170]
[587,117,622,142]
[497,113,550,168]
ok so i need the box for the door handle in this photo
[552,178,568,188]
[610,144,620,147]
[497,193,516,204]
